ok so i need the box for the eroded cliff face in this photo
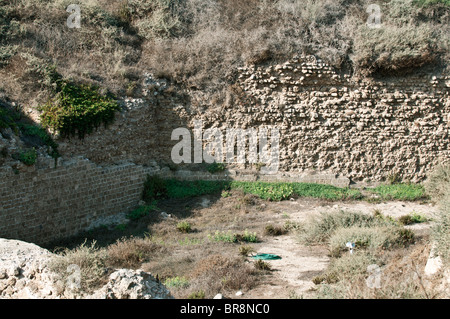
[54,56,449,183]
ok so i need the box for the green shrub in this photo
[164,276,190,289]
[40,81,120,139]
[208,230,237,243]
[176,221,192,233]
[18,148,37,166]
[142,175,168,202]
[237,230,259,243]
[238,244,255,256]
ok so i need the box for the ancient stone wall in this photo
[58,56,450,183]
[0,157,158,245]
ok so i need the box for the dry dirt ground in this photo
[46,191,439,299]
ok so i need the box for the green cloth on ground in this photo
[251,253,282,260]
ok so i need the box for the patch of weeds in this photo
[207,162,226,174]
[18,148,37,166]
[264,224,287,236]
[176,221,192,233]
[164,276,190,289]
[18,123,60,160]
[236,230,259,243]
[49,240,107,293]
[106,237,166,268]
[238,244,255,257]
[208,230,237,243]
[126,203,157,221]
[254,162,266,172]
[39,80,120,139]
[284,220,303,232]
[254,259,272,271]
[221,190,231,198]
[367,183,427,201]
[398,212,428,225]
[312,272,339,285]
[188,290,205,299]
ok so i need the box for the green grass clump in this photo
[208,230,237,243]
[40,80,120,139]
[237,230,259,243]
[176,221,192,233]
[398,212,428,225]
[367,184,427,201]
[164,276,190,289]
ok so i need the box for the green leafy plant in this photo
[176,221,192,233]
[40,80,120,139]
[221,190,231,198]
[398,212,428,225]
[237,229,259,243]
[208,230,237,243]
[18,148,37,166]
[126,203,157,221]
[164,276,190,289]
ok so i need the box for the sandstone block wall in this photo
[0,157,157,245]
